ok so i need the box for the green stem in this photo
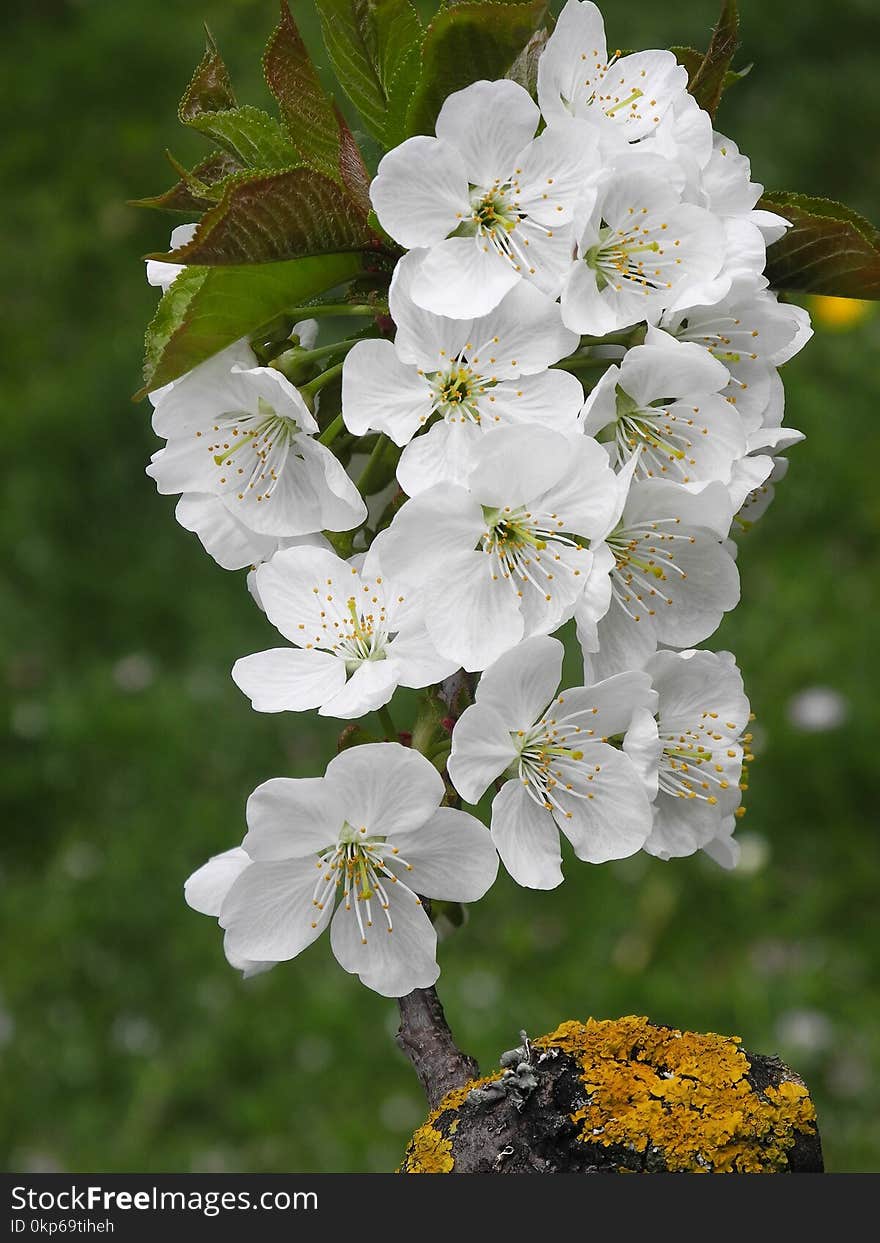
[300,362,345,402]
[357,433,391,495]
[553,353,613,375]
[288,303,385,320]
[293,339,360,367]
[377,704,398,739]
[318,413,345,447]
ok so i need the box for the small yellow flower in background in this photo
[809,295,874,331]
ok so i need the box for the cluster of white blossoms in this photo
[147,2,808,997]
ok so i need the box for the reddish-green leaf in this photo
[140,252,366,395]
[262,1,341,176]
[178,30,237,122]
[129,151,242,214]
[762,192,880,299]
[683,1,739,119]
[670,44,751,102]
[146,169,378,266]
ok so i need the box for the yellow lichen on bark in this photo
[399,1074,503,1173]
[535,1016,817,1173]
[399,1124,454,1174]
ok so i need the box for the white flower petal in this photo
[185,847,252,917]
[645,794,721,860]
[254,545,358,643]
[552,744,652,863]
[389,250,474,368]
[396,421,483,495]
[232,646,346,713]
[243,776,346,860]
[379,487,485,588]
[448,701,520,804]
[486,369,584,432]
[549,670,657,738]
[386,627,459,688]
[490,780,564,890]
[408,236,520,319]
[425,551,524,671]
[622,706,662,799]
[467,424,572,507]
[326,742,444,838]
[391,807,499,901]
[318,658,398,720]
[472,281,580,377]
[515,118,601,225]
[370,136,470,248]
[330,887,439,997]
[220,857,333,961]
[475,634,564,729]
[537,0,608,122]
[342,339,433,445]
[174,493,280,570]
[435,79,539,184]
[299,437,367,533]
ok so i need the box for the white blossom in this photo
[581,326,746,492]
[232,543,456,719]
[576,466,739,679]
[343,252,583,494]
[623,648,751,863]
[376,425,620,671]
[537,1,687,143]
[186,744,498,997]
[370,78,600,317]
[146,349,366,561]
[561,158,725,335]
[448,636,656,888]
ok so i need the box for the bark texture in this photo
[396,986,480,1111]
[398,1015,823,1174]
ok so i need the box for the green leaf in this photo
[146,169,378,266]
[761,193,880,299]
[315,0,424,148]
[129,151,242,214]
[185,104,300,169]
[682,1,739,119]
[406,0,548,138]
[139,253,366,396]
[262,1,341,176]
[178,30,237,121]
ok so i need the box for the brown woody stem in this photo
[396,981,479,1109]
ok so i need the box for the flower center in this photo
[203,396,302,504]
[338,596,389,672]
[657,715,753,812]
[429,365,488,424]
[606,387,701,482]
[453,179,550,278]
[470,184,522,234]
[606,518,692,621]
[510,697,613,820]
[585,220,673,295]
[310,826,417,943]
[480,505,589,603]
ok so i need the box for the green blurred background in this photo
[2,0,879,1174]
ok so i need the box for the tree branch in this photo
[396,982,479,1109]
